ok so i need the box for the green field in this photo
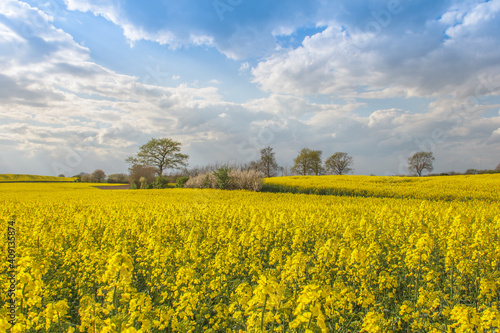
[0,174,77,183]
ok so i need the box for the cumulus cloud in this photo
[62,0,336,59]
[0,0,269,174]
[1,0,500,176]
[252,0,500,100]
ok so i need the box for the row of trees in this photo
[124,139,356,180]
[69,171,130,183]
[290,149,354,176]
[75,137,498,186]
[122,138,442,179]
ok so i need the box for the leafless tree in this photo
[408,152,435,176]
[325,152,354,175]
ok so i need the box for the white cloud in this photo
[0,0,268,174]
[1,0,500,176]
[239,61,250,73]
[253,1,500,101]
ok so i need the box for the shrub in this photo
[175,176,189,188]
[185,173,217,189]
[228,169,263,191]
[128,165,158,186]
[108,173,129,183]
[81,174,92,182]
[140,177,152,189]
[152,176,170,189]
[184,169,262,192]
[213,165,232,190]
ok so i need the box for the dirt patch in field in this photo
[94,185,130,190]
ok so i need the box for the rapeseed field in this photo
[1,176,499,332]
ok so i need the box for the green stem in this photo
[260,294,268,332]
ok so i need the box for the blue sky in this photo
[1,0,500,176]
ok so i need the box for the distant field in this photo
[0,174,77,183]
[263,174,500,201]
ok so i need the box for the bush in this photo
[81,174,92,182]
[140,177,152,189]
[128,165,158,186]
[185,173,217,189]
[152,176,170,189]
[228,169,263,191]
[213,165,232,190]
[175,176,189,188]
[184,169,263,191]
[108,173,129,183]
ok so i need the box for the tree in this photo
[108,173,129,183]
[81,174,92,182]
[126,138,189,176]
[213,165,232,190]
[325,152,354,175]
[128,165,158,186]
[260,146,278,178]
[310,150,324,175]
[495,162,500,171]
[408,151,435,176]
[291,148,323,176]
[91,169,106,183]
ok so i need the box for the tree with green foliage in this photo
[213,165,232,190]
[91,169,106,183]
[325,152,354,175]
[108,173,129,183]
[291,148,323,176]
[408,151,435,176]
[126,138,189,176]
[152,176,170,189]
[175,176,189,188]
[260,146,278,178]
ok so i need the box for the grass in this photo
[0,174,77,183]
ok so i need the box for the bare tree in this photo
[126,137,189,176]
[495,162,500,171]
[408,151,435,176]
[260,146,279,178]
[325,152,354,175]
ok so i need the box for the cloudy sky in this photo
[1,0,500,176]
